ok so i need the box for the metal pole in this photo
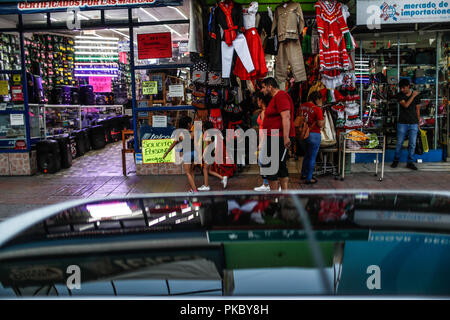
[360,39,363,120]
[129,8,138,153]
[435,32,440,150]
[18,14,31,152]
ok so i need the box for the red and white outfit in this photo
[234,2,267,80]
[315,0,356,88]
[210,1,255,79]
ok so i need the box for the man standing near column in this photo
[260,77,295,190]
[391,78,421,170]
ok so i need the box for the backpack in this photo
[294,113,309,141]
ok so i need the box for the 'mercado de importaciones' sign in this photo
[357,0,450,26]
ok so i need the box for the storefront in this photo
[0,0,448,178]
[0,0,193,176]
[353,0,449,163]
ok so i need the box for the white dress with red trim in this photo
[233,2,268,80]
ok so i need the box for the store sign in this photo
[89,76,111,93]
[137,32,172,60]
[142,81,158,95]
[10,114,24,126]
[357,0,450,26]
[0,81,9,95]
[11,85,23,102]
[152,115,167,128]
[168,84,184,98]
[142,139,175,164]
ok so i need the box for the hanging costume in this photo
[234,2,268,80]
[209,0,255,79]
[257,7,278,56]
[315,0,356,89]
[271,1,307,88]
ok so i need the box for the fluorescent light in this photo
[164,24,181,37]
[168,6,188,19]
[86,202,132,220]
[75,68,118,71]
[75,74,119,77]
[139,7,159,21]
[111,29,130,39]
[75,57,119,60]
[75,62,119,66]
[75,52,119,55]
[78,13,90,20]
[139,7,181,36]
[41,13,58,22]
[75,35,119,40]
[75,40,118,45]
[75,46,117,49]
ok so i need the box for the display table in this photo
[338,132,386,181]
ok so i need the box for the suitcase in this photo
[71,130,86,157]
[36,139,61,174]
[79,85,95,105]
[89,125,106,150]
[54,134,72,169]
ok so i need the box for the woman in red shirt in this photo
[298,91,325,184]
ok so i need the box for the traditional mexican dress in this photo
[315,0,356,88]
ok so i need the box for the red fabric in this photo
[262,90,295,137]
[233,28,267,80]
[219,2,237,46]
[299,102,324,134]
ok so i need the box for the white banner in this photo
[357,0,450,26]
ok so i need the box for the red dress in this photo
[234,2,267,80]
[315,0,356,87]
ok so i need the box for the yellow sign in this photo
[143,81,158,95]
[12,74,21,83]
[0,80,9,95]
[142,139,175,164]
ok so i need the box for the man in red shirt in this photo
[260,77,295,190]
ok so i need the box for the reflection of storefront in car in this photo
[353,0,449,163]
[0,191,449,297]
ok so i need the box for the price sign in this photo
[137,32,172,59]
[143,81,158,95]
[89,76,112,93]
[168,84,184,98]
[142,139,175,164]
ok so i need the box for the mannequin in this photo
[233,2,267,80]
[209,0,255,78]
[271,1,307,88]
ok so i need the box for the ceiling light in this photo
[139,7,159,21]
[168,6,188,19]
[111,29,130,39]
[75,35,119,41]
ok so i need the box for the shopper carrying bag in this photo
[298,91,325,184]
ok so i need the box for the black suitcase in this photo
[69,135,77,159]
[79,85,95,105]
[81,128,91,152]
[113,84,128,105]
[36,139,61,174]
[54,134,72,169]
[71,130,86,157]
[98,119,112,144]
[89,125,106,150]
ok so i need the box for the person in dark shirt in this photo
[391,78,421,170]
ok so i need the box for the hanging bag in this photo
[294,113,310,141]
[320,110,336,147]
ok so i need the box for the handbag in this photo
[320,110,336,147]
[294,113,309,141]
[415,130,424,155]
[192,70,207,84]
[207,72,222,86]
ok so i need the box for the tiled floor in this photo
[0,141,449,220]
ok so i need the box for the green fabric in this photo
[302,34,311,55]
[344,32,354,51]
